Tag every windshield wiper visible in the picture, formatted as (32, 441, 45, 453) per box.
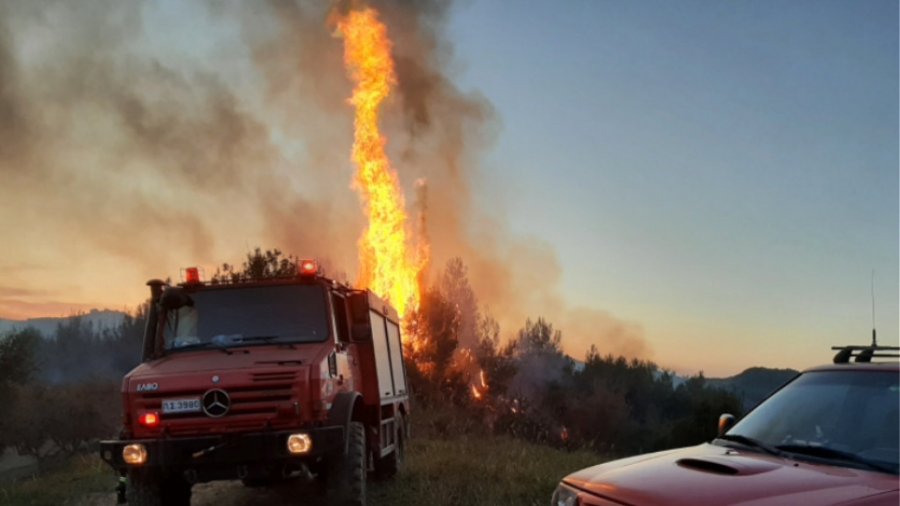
(236, 335, 281, 343)
(716, 434, 784, 457)
(776, 444, 897, 475)
(169, 342, 232, 355)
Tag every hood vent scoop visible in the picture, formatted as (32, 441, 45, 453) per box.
(676, 458, 739, 475)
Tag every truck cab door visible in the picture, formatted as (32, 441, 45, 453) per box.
(330, 292, 357, 392)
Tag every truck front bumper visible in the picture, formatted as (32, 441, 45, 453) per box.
(99, 426, 344, 472)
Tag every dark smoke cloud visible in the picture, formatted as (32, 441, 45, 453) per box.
(0, 0, 649, 358)
(369, 0, 648, 358)
(0, 1, 260, 264)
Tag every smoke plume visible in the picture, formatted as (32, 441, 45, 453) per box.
(0, 0, 648, 358)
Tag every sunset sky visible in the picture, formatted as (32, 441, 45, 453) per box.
(0, 0, 896, 377)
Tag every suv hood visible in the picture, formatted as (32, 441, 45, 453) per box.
(565, 444, 899, 506)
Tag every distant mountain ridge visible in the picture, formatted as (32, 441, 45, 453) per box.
(0, 309, 126, 337)
(708, 366, 800, 411)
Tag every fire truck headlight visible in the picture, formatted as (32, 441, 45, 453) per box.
(287, 433, 313, 454)
(122, 444, 147, 465)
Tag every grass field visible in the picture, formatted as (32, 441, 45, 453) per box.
(0, 435, 603, 506)
(0, 454, 114, 506)
(370, 436, 601, 506)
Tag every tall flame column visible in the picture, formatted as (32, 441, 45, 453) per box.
(335, 7, 424, 318)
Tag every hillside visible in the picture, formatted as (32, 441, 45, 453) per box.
(0, 309, 126, 338)
(708, 367, 799, 410)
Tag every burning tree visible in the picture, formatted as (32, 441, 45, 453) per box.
(403, 285, 462, 403)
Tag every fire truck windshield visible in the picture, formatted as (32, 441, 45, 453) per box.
(163, 284, 330, 350)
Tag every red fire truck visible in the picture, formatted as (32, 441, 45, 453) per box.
(99, 262, 410, 506)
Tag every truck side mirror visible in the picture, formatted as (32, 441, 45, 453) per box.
(348, 293, 372, 341)
(159, 287, 193, 311)
(718, 413, 736, 437)
(348, 293, 369, 324)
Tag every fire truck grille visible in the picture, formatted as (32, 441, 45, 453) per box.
(139, 383, 295, 420)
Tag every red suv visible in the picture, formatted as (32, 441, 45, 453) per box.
(552, 345, 899, 506)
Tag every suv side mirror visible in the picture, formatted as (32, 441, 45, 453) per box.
(718, 413, 736, 437)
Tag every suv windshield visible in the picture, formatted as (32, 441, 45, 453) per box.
(720, 370, 899, 474)
(163, 284, 330, 350)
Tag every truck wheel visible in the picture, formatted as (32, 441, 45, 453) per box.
(126, 469, 191, 506)
(374, 421, 404, 480)
(327, 421, 366, 506)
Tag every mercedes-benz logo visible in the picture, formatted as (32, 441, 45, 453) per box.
(202, 389, 230, 418)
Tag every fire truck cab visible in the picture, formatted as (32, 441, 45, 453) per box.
(99, 263, 409, 506)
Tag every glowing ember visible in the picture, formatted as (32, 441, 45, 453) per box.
(471, 384, 483, 400)
(334, 6, 425, 319)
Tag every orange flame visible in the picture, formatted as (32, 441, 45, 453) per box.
(470, 369, 488, 401)
(335, 6, 426, 319)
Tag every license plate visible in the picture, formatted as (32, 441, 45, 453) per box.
(161, 398, 201, 414)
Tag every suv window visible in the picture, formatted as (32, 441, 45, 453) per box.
(164, 284, 330, 350)
(723, 370, 899, 474)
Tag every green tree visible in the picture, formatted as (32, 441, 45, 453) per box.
(669, 374, 743, 447)
(515, 318, 562, 356)
(0, 327, 40, 453)
(0, 327, 40, 385)
(0, 380, 119, 464)
(212, 247, 301, 282)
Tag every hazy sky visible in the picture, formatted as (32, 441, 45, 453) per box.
(447, 0, 899, 374)
(0, 0, 896, 377)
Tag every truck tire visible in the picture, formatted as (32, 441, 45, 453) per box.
(327, 421, 366, 506)
(126, 469, 191, 506)
(374, 419, 404, 480)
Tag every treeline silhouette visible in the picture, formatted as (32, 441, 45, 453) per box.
(406, 261, 741, 455)
(0, 248, 742, 466)
(403, 258, 742, 456)
(0, 310, 146, 465)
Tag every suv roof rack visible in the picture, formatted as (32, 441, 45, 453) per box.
(831, 345, 900, 364)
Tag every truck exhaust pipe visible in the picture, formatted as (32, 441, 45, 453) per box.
(141, 279, 166, 363)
